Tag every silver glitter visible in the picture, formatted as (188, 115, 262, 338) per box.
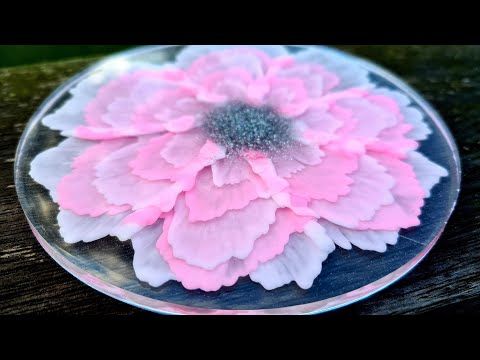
(203, 102, 294, 155)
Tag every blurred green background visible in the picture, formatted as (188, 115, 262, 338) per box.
(0, 45, 133, 68)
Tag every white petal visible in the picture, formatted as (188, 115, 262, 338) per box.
(250, 228, 335, 290)
(294, 47, 372, 90)
(373, 87, 432, 141)
(175, 45, 290, 68)
(29, 138, 92, 202)
(407, 151, 448, 198)
(42, 61, 162, 136)
(131, 221, 175, 287)
(58, 210, 141, 244)
(320, 220, 398, 253)
(41, 69, 117, 135)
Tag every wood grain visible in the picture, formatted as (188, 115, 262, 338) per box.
(1, 46, 479, 315)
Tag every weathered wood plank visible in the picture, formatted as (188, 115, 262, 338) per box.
(0, 47, 479, 315)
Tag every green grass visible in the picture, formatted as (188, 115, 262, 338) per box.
(0, 45, 134, 68)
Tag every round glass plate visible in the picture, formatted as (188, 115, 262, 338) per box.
(15, 45, 461, 315)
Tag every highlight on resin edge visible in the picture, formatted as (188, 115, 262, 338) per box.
(29, 45, 449, 292)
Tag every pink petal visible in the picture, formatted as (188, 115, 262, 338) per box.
(176, 45, 288, 70)
(79, 70, 174, 139)
(166, 196, 277, 270)
(357, 154, 426, 231)
(367, 123, 418, 157)
(272, 192, 316, 217)
(157, 208, 311, 291)
(187, 47, 272, 82)
(57, 140, 132, 217)
(276, 62, 340, 97)
(185, 167, 260, 222)
(292, 143, 324, 165)
(247, 78, 271, 104)
(246, 155, 289, 194)
(267, 78, 310, 117)
(122, 206, 165, 227)
(271, 156, 305, 178)
(130, 135, 225, 190)
(160, 130, 207, 167)
(129, 133, 176, 181)
(270, 143, 323, 178)
(287, 149, 358, 202)
(85, 72, 143, 127)
(310, 155, 395, 228)
(336, 95, 399, 138)
(211, 156, 255, 186)
(295, 104, 343, 137)
(196, 67, 253, 104)
(94, 141, 183, 212)
(294, 47, 372, 90)
(132, 88, 208, 134)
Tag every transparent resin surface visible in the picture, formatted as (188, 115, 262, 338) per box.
(15, 46, 461, 314)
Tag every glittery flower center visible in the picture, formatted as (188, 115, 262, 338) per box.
(203, 102, 293, 154)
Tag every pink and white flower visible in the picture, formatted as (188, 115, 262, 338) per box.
(31, 45, 448, 291)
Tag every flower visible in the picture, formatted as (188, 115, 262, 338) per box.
(31, 45, 448, 292)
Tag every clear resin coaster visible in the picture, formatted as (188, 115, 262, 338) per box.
(15, 46, 461, 314)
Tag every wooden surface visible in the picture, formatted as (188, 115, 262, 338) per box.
(1, 46, 479, 315)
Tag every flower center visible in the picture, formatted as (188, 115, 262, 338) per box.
(203, 102, 293, 154)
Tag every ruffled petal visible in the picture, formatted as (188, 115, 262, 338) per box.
(183, 46, 279, 81)
(159, 129, 207, 167)
(287, 149, 358, 202)
(294, 47, 372, 90)
(374, 88, 431, 141)
(73, 69, 182, 140)
(358, 154, 426, 231)
(294, 104, 343, 139)
(310, 155, 395, 228)
(94, 141, 183, 212)
(196, 67, 253, 104)
(292, 143, 324, 165)
(271, 156, 305, 178)
(336, 94, 400, 139)
(211, 156, 254, 186)
(176, 45, 289, 70)
(130, 135, 225, 189)
(57, 140, 132, 217)
(132, 88, 209, 134)
(29, 138, 92, 202)
(131, 221, 175, 287)
(266, 78, 310, 117)
(41, 62, 142, 136)
(246, 155, 289, 194)
(157, 208, 310, 291)
(57, 209, 141, 243)
(367, 123, 418, 157)
(320, 220, 398, 253)
(270, 143, 323, 179)
(185, 167, 260, 222)
(407, 151, 448, 197)
(276, 62, 339, 97)
(166, 196, 277, 270)
(250, 222, 335, 290)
